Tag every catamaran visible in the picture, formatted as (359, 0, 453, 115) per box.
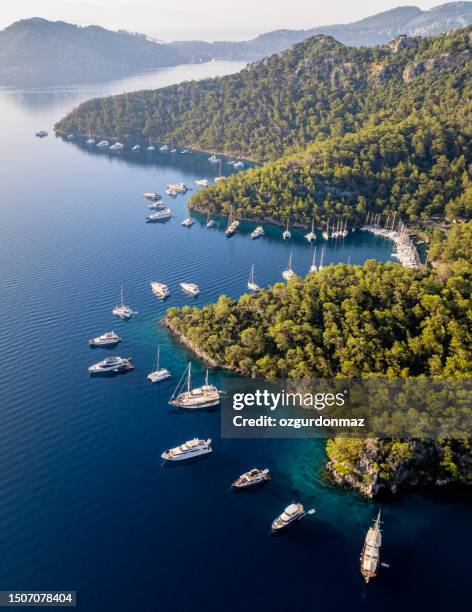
(360, 511, 382, 583)
(169, 363, 220, 409)
(150, 281, 170, 299)
(305, 217, 316, 242)
(89, 331, 122, 347)
(282, 219, 291, 240)
(271, 503, 306, 533)
(247, 265, 260, 292)
(88, 356, 134, 374)
(309, 247, 317, 273)
(112, 286, 137, 320)
(146, 208, 172, 222)
(180, 282, 200, 296)
(322, 218, 330, 240)
(232, 468, 270, 489)
(161, 438, 212, 462)
(251, 226, 264, 239)
(282, 252, 296, 281)
(147, 346, 171, 383)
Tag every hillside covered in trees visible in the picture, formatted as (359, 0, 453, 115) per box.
(57, 27, 472, 222)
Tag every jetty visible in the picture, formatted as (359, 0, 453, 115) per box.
(360, 212, 420, 269)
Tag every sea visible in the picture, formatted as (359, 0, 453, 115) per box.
(0, 61, 470, 611)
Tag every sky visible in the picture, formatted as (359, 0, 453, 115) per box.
(0, 0, 448, 41)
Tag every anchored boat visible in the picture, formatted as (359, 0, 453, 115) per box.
(360, 510, 382, 583)
(232, 468, 270, 490)
(147, 346, 170, 383)
(169, 364, 220, 409)
(150, 281, 170, 299)
(180, 282, 199, 296)
(88, 356, 134, 374)
(247, 264, 260, 292)
(282, 252, 296, 281)
(112, 286, 137, 320)
(89, 331, 122, 347)
(161, 438, 212, 462)
(271, 503, 306, 533)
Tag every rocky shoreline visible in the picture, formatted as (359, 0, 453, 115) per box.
(162, 316, 221, 368)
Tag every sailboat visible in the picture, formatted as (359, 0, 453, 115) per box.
(282, 252, 296, 281)
(225, 206, 239, 237)
(169, 363, 221, 409)
(147, 138, 155, 151)
(360, 511, 382, 583)
(309, 247, 317, 273)
(86, 126, 95, 145)
(318, 246, 325, 271)
(147, 346, 171, 383)
(112, 285, 137, 320)
(214, 160, 226, 182)
(322, 219, 330, 240)
(247, 265, 260, 292)
(282, 219, 291, 240)
(305, 216, 316, 242)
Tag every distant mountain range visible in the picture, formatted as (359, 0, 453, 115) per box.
(170, 2, 472, 60)
(1, 2, 471, 86)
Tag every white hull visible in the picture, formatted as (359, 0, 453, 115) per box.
(162, 447, 212, 461)
(147, 368, 171, 383)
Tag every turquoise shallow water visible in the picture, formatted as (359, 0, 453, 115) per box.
(0, 62, 470, 611)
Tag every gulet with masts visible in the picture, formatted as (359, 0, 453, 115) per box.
(169, 363, 221, 409)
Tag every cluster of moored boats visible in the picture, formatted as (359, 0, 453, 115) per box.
(360, 212, 420, 268)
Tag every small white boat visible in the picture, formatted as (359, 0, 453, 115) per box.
(181, 149, 189, 154)
(214, 175, 226, 182)
(147, 145, 156, 151)
(319, 246, 325, 271)
(322, 218, 330, 240)
(232, 468, 270, 489)
(146, 208, 172, 222)
(208, 154, 220, 164)
(282, 252, 296, 281)
(86, 138, 96, 145)
(148, 200, 166, 210)
(89, 331, 122, 347)
(309, 247, 317, 273)
(132, 144, 141, 151)
(147, 346, 170, 383)
(150, 282, 170, 299)
(206, 216, 216, 228)
(251, 226, 264, 239)
(169, 364, 220, 409)
(233, 161, 244, 169)
(170, 148, 177, 153)
(196, 179, 209, 187)
(88, 356, 134, 374)
(161, 438, 212, 461)
(247, 264, 260, 292)
(160, 145, 169, 151)
(305, 217, 316, 242)
(282, 218, 291, 240)
(181, 217, 195, 227)
(67, 134, 74, 140)
(35, 130, 48, 138)
(96, 140, 109, 149)
(180, 282, 199, 296)
(109, 142, 124, 151)
(112, 285, 137, 320)
(143, 192, 160, 201)
(271, 503, 306, 533)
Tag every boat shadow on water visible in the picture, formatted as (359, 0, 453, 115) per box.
(161, 454, 212, 469)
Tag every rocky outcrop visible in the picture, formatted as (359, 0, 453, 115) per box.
(162, 316, 221, 368)
(403, 48, 472, 81)
(384, 34, 418, 53)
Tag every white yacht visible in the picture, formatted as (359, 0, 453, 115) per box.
(181, 217, 195, 227)
(132, 144, 141, 152)
(146, 208, 172, 222)
(206, 216, 216, 228)
(322, 218, 330, 240)
(225, 208, 240, 237)
(96, 140, 109, 149)
(86, 138, 96, 145)
(88, 356, 134, 374)
(160, 144, 169, 151)
(180, 282, 200, 296)
(305, 217, 316, 242)
(214, 175, 226, 182)
(169, 364, 220, 409)
(161, 438, 212, 462)
(196, 179, 209, 187)
(150, 281, 170, 299)
(282, 219, 291, 240)
(251, 226, 265, 239)
(360, 511, 382, 583)
(232, 468, 270, 489)
(282, 252, 296, 281)
(168, 183, 188, 194)
(147, 144, 156, 151)
(208, 154, 220, 164)
(166, 187, 178, 196)
(112, 286, 137, 320)
(271, 503, 306, 533)
(181, 149, 189, 154)
(147, 346, 170, 383)
(109, 142, 124, 151)
(148, 200, 166, 210)
(233, 161, 244, 169)
(89, 331, 122, 347)
(309, 247, 317, 273)
(247, 265, 260, 292)
(67, 134, 74, 140)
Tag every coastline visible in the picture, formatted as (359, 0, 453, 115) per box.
(162, 315, 222, 368)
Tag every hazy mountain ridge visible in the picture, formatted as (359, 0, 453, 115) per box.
(170, 2, 472, 60)
(0, 18, 193, 86)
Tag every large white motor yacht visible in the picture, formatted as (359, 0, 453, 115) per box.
(180, 282, 199, 296)
(150, 282, 170, 299)
(89, 331, 122, 347)
(161, 438, 212, 461)
(146, 208, 172, 222)
(271, 503, 306, 532)
(232, 468, 270, 489)
(88, 356, 134, 374)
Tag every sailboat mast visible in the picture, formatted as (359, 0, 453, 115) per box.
(187, 362, 191, 393)
(157, 346, 160, 371)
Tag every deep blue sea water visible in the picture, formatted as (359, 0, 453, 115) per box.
(0, 62, 470, 611)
